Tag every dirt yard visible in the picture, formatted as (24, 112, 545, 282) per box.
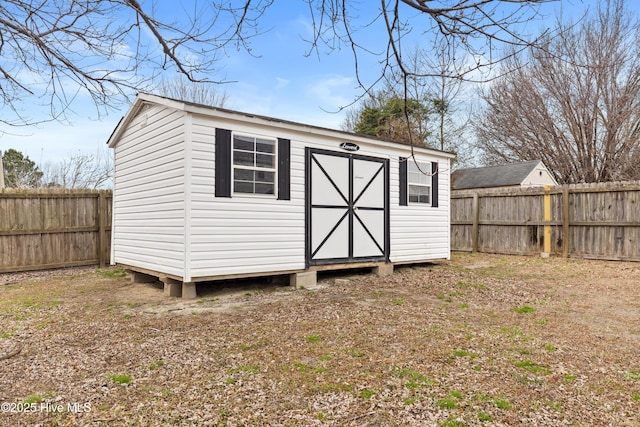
(1, 253, 640, 426)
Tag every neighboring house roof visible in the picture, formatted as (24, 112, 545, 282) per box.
(451, 160, 556, 190)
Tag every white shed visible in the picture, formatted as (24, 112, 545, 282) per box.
(107, 93, 454, 297)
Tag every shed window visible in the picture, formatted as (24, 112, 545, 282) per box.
(232, 134, 276, 195)
(408, 161, 431, 204)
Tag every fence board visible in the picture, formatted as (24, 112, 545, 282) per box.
(452, 182, 640, 261)
(0, 189, 112, 273)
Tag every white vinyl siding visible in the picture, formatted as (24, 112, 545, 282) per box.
(188, 115, 305, 278)
(112, 104, 186, 276)
(390, 157, 450, 263)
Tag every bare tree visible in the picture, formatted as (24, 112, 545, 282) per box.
(42, 148, 113, 189)
(1, 0, 555, 130)
(395, 43, 472, 160)
(344, 41, 473, 160)
(153, 76, 231, 107)
(304, 1, 557, 95)
(0, 0, 266, 128)
(475, 0, 640, 184)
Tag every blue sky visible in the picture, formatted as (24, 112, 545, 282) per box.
(1, 0, 630, 166)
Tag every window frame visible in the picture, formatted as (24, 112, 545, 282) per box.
(407, 160, 431, 205)
(231, 132, 278, 198)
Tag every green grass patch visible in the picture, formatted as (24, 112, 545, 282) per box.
(294, 363, 326, 374)
(22, 394, 43, 404)
(437, 293, 453, 303)
(547, 400, 563, 412)
(347, 348, 365, 357)
(625, 371, 640, 381)
(513, 374, 543, 385)
(196, 297, 219, 305)
(452, 349, 478, 358)
(454, 280, 474, 289)
(312, 382, 353, 393)
(544, 343, 557, 352)
(392, 297, 404, 306)
(391, 367, 434, 388)
(305, 334, 321, 344)
(440, 419, 465, 427)
(450, 390, 463, 399)
(0, 330, 15, 339)
(515, 360, 551, 375)
(109, 374, 132, 385)
(22, 299, 41, 309)
(97, 268, 127, 279)
(513, 305, 536, 314)
(494, 398, 512, 410)
(359, 389, 375, 399)
(403, 397, 417, 405)
(149, 360, 164, 370)
(499, 325, 531, 341)
(478, 412, 493, 422)
(437, 396, 458, 410)
(227, 365, 261, 375)
(437, 391, 464, 410)
(239, 339, 266, 351)
(632, 393, 640, 401)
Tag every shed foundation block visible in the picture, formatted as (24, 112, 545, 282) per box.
(161, 277, 182, 298)
(182, 282, 197, 299)
(374, 263, 394, 277)
(290, 271, 317, 289)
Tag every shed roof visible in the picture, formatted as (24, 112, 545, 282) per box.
(107, 93, 456, 158)
(451, 160, 546, 190)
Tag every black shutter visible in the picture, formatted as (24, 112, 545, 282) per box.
(215, 128, 232, 198)
(277, 138, 291, 200)
(399, 157, 408, 206)
(431, 161, 439, 208)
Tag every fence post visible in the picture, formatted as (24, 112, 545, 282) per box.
(472, 193, 480, 253)
(562, 187, 570, 258)
(98, 190, 107, 268)
(542, 185, 551, 257)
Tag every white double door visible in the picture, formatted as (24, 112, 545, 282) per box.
(307, 149, 388, 265)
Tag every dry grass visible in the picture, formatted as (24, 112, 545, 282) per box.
(1, 253, 640, 426)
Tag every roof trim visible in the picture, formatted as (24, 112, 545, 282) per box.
(107, 93, 456, 158)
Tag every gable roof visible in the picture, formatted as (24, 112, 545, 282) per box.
(451, 160, 547, 190)
(107, 93, 455, 158)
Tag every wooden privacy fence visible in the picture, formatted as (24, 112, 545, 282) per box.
(0, 189, 112, 273)
(451, 182, 640, 261)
